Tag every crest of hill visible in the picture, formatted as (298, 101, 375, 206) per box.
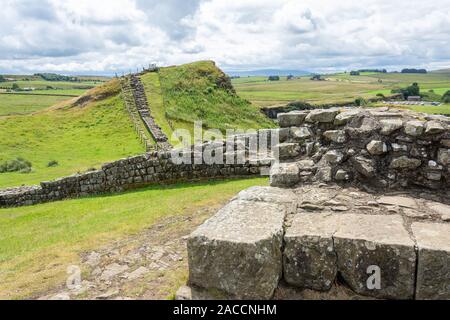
(71, 78, 121, 108)
(156, 60, 275, 131)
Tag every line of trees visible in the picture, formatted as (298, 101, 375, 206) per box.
(34, 73, 79, 82)
(401, 69, 427, 74)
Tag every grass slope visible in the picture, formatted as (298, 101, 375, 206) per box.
(0, 177, 268, 299)
(154, 61, 275, 137)
(0, 80, 144, 188)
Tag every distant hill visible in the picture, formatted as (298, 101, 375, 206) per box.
(226, 69, 311, 77)
(431, 68, 450, 73)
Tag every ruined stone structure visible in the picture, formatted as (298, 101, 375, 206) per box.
(271, 107, 449, 189)
(183, 107, 450, 300)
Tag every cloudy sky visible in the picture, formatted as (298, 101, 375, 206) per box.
(1, 0, 449, 74)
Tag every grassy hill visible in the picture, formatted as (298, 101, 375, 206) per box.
(0, 79, 144, 188)
(140, 61, 275, 144)
(0, 61, 274, 189)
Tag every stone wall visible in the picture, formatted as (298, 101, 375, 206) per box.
(271, 107, 449, 190)
(184, 185, 450, 300)
(0, 139, 275, 208)
(129, 75, 172, 150)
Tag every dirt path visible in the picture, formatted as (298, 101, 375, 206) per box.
(37, 206, 220, 300)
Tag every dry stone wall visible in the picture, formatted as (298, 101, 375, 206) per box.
(271, 107, 450, 190)
(129, 75, 172, 151)
(0, 139, 275, 208)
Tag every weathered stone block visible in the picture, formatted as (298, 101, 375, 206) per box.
(284, 213, 338, 291)
(290, 127, 312, 141)
(187, 200, 286, 299)
(305, 109, 339, 123)
(334, 214, 416, 300)
(323, 130, 347, 143)
(438, 148, 449, 166)
(412, 222, 450, 300)
(405, 121, 425, 137)
(380, 119, 403, 135)
(234, 186, 298, 214)
(277, 111, 308, 127)
(352, 156, 375, 177)
(425, 121, 445, 135)
(270, 162, 300, 187)
(335, 169, 350, 181)
(334, 110, 361, 125)
(274, 143, 301, 160)
(390, 156, 422, 169)
(324, 150, 344, 164)
(366, 140, 387, 155)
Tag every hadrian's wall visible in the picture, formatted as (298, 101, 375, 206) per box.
(0, 138, 275, 208)
(270, 107, 449, 190)
(1, 107, 449, 208)
(183, 107, 450, 301)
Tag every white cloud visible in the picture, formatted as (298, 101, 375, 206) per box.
(0, 0, 449, 73)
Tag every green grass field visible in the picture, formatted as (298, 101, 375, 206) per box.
(233, 71, 450, 108)
(0, 177, 268, 299)
(0, 90, 144, 189)
(0, 78, 103, 115)
(0, 93, 73, 116)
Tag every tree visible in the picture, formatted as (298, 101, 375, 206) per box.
(350, 71, 360, 76)
(268, 75, 280, 81)
(401, 68, 427, 74)
(11, 83, 20, 91)
(442, 90, 450, 103)
(0, 75, 5, 82)
(394, 82, 420, 99)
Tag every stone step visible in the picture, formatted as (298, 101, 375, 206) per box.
(412, 222, 450, 300)
(185, 186, 450, 300)
(187, 187, 293, 299)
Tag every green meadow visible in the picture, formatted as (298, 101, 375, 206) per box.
(0, 177, 268, 299)
(232, 70, 450, 109)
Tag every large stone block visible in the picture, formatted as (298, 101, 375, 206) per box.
(390, 156, 422, 169)
(404, 120, 425, 137)
(284, 213, 338, 291)
(270, 162, 300, 187)
(277, 111, 309, 127)
(412, 222, 450, 300)
(187, 200, 286, 299)
(233, 186, 298, 214)
(274, 143, 301, 160)
(334, 109, 361, 125)
(380, 119, 403, 135)
(305, 109, 340, 123)
(334, 214, 416, 300)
